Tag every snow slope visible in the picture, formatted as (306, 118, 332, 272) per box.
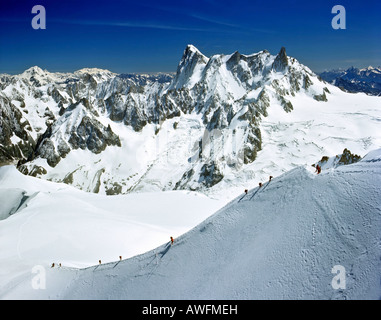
(1, 149, 380, 299)
(0, 166, 224, 294)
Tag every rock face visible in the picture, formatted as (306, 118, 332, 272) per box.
(0, 45, 332, 193)
(0, 95, 35, 166)
(315, 148, 362, 170)
(272, 47, 288, 72)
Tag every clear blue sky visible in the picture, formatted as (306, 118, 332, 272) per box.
(1, 0, 380, 74)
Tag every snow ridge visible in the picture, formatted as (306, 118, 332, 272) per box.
(1, 149, 380, 299)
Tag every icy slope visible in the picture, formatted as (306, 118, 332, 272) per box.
(2, 149, 380, 299)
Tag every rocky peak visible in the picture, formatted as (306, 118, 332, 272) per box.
(19, 66, 50, 86)
(227, 51, 243, 65)
(22, 66, 46, 76)
(179, 45, 209, 67)
(1, 45, 335, 194)
(170, 45, 209, 89)
(272, 46, 288, 72)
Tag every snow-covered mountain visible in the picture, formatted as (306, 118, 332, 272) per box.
(1, 148, 380, 299)
(1, 45, 381, 200)
(319, 66, 381, 96)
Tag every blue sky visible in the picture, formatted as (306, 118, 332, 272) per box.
(0, 0, 380, 74)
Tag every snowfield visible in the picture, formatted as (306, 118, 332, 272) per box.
(0, 166, 224, 294)
(0, 149, 380, 299)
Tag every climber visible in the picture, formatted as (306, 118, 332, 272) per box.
(170, 236, 174, 245)
(315, 164, 321, 174)
(259, 182, 263, 187)
(244, 189, 248, 194)
(269, 175, 273, 181)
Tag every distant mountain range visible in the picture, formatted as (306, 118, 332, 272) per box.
(1, 46, 381, 199)
(319, 66, 381, 96)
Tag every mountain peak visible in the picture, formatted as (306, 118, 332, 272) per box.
(278, 46, 287, 56)
(227, 51, 242, 65)
(74, 68, 116, 75)
(169, 45, 209, 89)
(272, 46, 288, 72)
(185, 44, 201, 54)
(181, 45, 208, 63)
(21, 66, 46, 76)
(18, 66, 52, 86)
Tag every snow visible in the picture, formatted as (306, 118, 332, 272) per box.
(1, 149, 379, 299)
(3, 46, 380, 203)
(74, 68, 115, 75)
(9, 134, 22, 145)
(186, 44, 203, 56)
(209, 80, 381, 201)
(0, 165, 224, 295)
(0, 188, 26, 220)
(187, 62, 205, 88)
(32, 73, 380, 201)
(0, 190, 220, 267)
(1, 46, 381, 299)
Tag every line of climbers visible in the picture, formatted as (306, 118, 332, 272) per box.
(51, 168, 324, 269)
(52, 238, 177, 268)
(244, 175, 273, 195)
(244, 164, 321, 196)
(51, 167, 324, 269)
